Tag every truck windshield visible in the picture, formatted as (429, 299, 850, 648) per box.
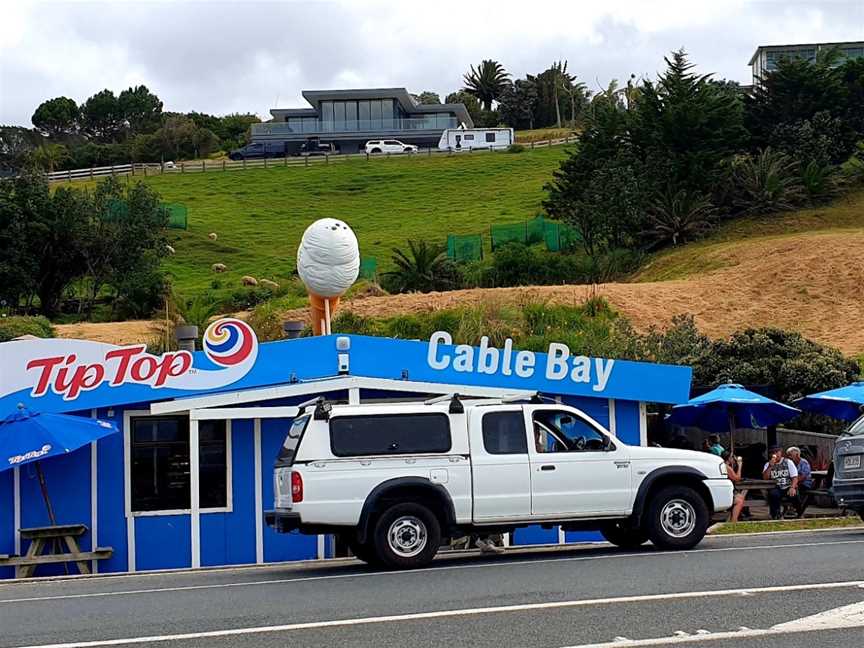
(275, 415, 310, 466)
(841, 415, 864, 438)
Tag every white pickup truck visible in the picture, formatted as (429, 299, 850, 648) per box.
(265, 395, 733, 569)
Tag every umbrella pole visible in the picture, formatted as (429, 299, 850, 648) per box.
(35, 461, 57, 526)
(728, 411, 736, 456)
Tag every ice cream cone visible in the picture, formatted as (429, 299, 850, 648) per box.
(309, 293, 341, 336)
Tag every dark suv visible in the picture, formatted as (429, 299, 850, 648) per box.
(229, 142, 287, 160)
(299, 138, 338, 156)
(831, 415, 864, 518)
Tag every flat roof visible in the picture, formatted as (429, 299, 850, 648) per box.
(749, 40, 864, 65)
(269, 87, 473, 127)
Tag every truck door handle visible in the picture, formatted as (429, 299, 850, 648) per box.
(540, 465, 556, 471)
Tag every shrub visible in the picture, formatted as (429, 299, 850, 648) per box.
(246, 301, 285, 342)
(506, 144, 526, 153)
(644, 189, 717, 247)
(799, 160, 843, 203)
(731, 148, 804, 214)
(0, 315, 55, 341)
(381, 240, 461, 294)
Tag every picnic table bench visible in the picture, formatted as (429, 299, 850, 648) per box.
(0, 524, 112, 578)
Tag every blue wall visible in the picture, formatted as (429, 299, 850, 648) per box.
(0, 470, 13, 579)
(135, 515, 191, 570)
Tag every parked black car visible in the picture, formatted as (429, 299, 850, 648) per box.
(228, 142, 287, 161)
(298, 137, 338, 156)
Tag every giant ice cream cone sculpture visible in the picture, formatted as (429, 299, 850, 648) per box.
(297, 218, 360, 335)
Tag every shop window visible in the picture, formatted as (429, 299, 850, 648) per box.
(130, 416, 228, 512)
(482, 411, 527, 455)
(330, 413, 451, 456)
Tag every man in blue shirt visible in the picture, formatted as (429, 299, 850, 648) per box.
(787, 446, 813, 518)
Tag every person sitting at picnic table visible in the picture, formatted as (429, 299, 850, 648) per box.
(762, 446, 799, 520)
(786, 446, 813, 518)
(705, 434, 725, 456)
(722, 451, 748, 523)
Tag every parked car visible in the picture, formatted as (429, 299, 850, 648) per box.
(364, 139, 418, 154)
(229, 142, 287, 161)
(265, 394, 733, 569)
(299, 138, 339, 156)
(830, 414, 864, 517)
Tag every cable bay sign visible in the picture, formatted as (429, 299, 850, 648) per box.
(427, 331, 616, 392)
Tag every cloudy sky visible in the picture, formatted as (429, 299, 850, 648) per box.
(1, 0, 862, 127)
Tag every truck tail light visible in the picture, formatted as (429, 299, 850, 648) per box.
(291, 471, 303, 503)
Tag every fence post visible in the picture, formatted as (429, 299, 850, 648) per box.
(67, 169, 72, 183)
(366, 152, 369, 162)
(427, 147, 431, 157)
(531, 141, 535, 150)
(131, 162, 135, 177)
(264, 157, 268, 169)
(284, 153, 287, 167)
(181, 162, 185, 173)
(143, 165, 147, 177)
(305, 155, 309, 168)
(222, 160, 226, 172)
(202, 160, 206, 173)
(242, 159, 246, 170)
(90, 167, 94, 180)
(325, 154, 329, 164)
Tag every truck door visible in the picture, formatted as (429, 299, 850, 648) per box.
(527, 407, 631, 517)
(470, 407, 531, 521)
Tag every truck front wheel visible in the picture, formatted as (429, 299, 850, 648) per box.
(601, 522, 648, 549)
(645, 485, 709, 550)
(373, 502, 441, 569)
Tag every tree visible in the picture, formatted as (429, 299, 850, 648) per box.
(30, 143, 70, 173)
(81, 89, 125, 142)
(382, 240, 459, 293)
(445, 90, 483, 125)
(462, 60, 510, 111)
(630, 50, 747, 194)
(31, 97, 79, 137)
(413, 91, 441, 105)
(0, 126, 43, 172)
(498, 78, 538, 130)
(118, 85, 163, 134)
(643, 188, 716, 247)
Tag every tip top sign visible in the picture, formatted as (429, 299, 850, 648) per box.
(426, 331, 616, 392)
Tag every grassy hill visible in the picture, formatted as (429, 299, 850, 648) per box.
(132, 147, 568, 301)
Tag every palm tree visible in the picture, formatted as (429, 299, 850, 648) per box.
(549, 60, 571, 128)
(463, 60, 511, 111)
(644, 188, 717, 247)
(382, 240, 458, 293)
(30, 143, 69, 173)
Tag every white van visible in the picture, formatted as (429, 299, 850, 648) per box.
(438, 128, 515, 151)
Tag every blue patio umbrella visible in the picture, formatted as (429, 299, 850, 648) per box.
(667, 383, 800, 452)
(0, 404, 118, 524)
(794, 382, 864, 422)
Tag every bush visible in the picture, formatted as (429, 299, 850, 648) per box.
(0, 315, 55, 341)
(112, 267, 169, 320)
(246, 301, 285, 342)
(506, 144, 526, 154)
(731, 148, 804, 215)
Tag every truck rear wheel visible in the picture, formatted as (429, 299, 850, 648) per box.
(601, 522, 648, 549)
(372, 502, 441, 569)
(645, 485, 709, 550)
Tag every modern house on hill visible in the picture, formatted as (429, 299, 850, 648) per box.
(749, 41, 864, 85)
(250, 88, 474, 154)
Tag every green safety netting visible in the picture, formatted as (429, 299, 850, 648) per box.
(490, 216, 546, 250)
(102, 198, 128, 222)
(163, 203, 188, 230)
(446, 234, 484, 262)
(544, 221, 583, 252)
(359, 257, 378, 280)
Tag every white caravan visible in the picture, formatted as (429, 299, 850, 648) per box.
(438, 127, 515, 151)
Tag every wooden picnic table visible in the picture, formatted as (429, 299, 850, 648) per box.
(0, 524, 112, 578)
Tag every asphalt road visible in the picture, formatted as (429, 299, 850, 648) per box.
(2, 529, 864, 648)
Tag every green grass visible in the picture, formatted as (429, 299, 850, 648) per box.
(636, 189, 864, 282)
(711, 516, 863, 535)
(119, 147, 568, 302)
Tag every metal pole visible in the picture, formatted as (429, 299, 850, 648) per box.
(35, 462, 57, 526)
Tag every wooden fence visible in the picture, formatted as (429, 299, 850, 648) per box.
(45, 136, 575, 184)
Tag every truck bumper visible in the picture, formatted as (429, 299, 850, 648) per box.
(264, 509, 301, 533)
(706, 478, 734, 512)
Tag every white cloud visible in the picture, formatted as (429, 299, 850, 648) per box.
(1, 0, 862, 126)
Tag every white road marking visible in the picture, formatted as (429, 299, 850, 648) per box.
(8, 580, 864, 648)
(558, 601, 864, 647)
(3, 537, 864, 605)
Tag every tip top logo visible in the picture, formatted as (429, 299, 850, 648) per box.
(22, 318, 259, 402)
(203, 319, 258, 367)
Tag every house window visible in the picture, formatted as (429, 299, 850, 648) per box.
(485, 132, 496, 143)
(130, 416, 228, 512)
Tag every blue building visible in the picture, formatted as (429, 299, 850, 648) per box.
(0, 321, 692, 578)
(251, 88, 473, 154)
